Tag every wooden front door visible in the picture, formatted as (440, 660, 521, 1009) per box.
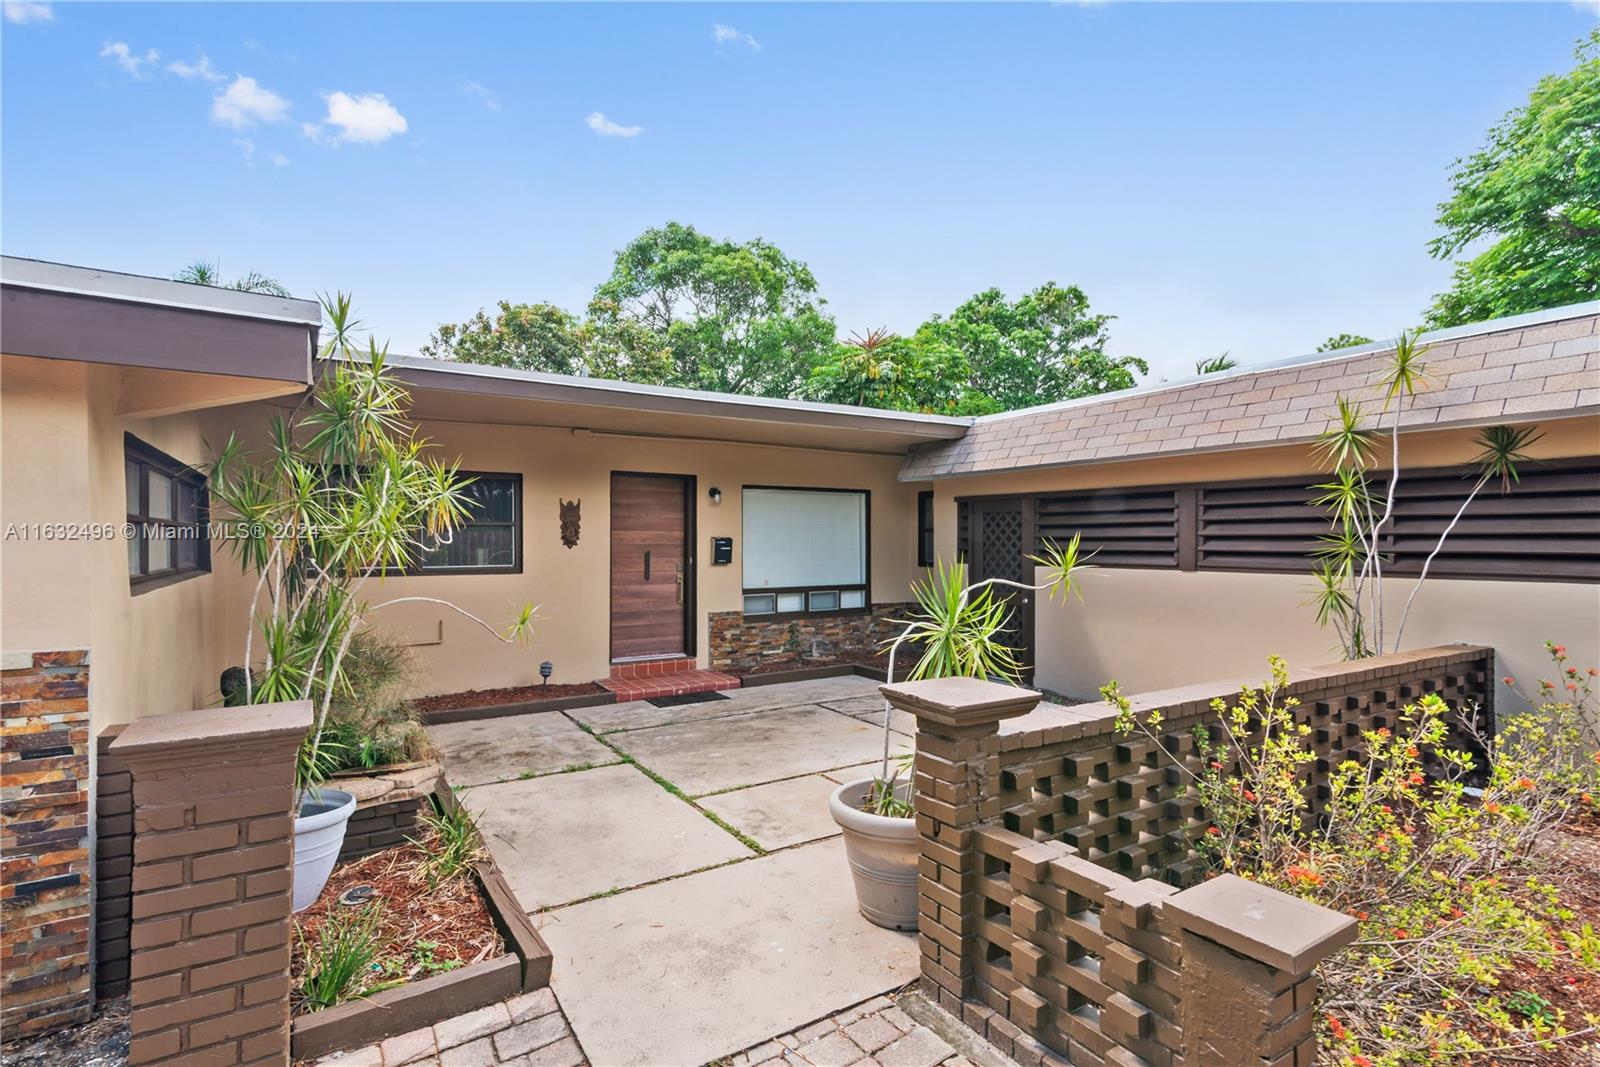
(610, 473, 692, 661)
(969, 498, 1036, 685)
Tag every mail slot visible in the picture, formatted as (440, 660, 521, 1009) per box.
(711, 537, 733, 565)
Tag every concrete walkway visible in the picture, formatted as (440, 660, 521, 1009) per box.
(427, 677, 923, 1067)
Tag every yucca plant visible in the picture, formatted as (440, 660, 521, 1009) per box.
(1307, 329, 1539, 657)
(208, 294, 539, 803)
(862, 534, 1091, 816)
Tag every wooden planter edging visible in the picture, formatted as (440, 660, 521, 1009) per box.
(739, 662, 889, 687)
(419, 688, 616, 725)
(289, 776, 553, 1061)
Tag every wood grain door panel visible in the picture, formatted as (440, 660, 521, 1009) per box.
(610, 474, 689, 660)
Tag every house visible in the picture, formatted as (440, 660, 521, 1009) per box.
(1, 255, 1596, 1039)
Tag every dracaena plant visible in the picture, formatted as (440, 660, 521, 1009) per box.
(1307, 329, 1539, 658)
(208, 294, 538, 802)
(861, 535, 1091, 817)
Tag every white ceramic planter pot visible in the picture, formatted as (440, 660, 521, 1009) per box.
(829, 777, 919, 931)
(293, 788, 356, 913)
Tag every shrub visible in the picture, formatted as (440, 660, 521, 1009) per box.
(413, 795, 486, 889)
(297, 903, 382, 1011)
(1108, 643, 1600, 1065)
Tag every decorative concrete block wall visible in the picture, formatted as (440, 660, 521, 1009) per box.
(708, 602, 913, 672)
(884, 645, 1494, 1065)
(96, 724, 134, 1001)
(0, 649, 94, 1041)
(111, 700, 310, 1067)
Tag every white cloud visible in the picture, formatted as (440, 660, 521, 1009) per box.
(3, 2, 53, 24)
(168, 52, 224, 83)
(586, 111, 643, 138)
(302, 91, 408, 145)
(1574, 1, 1600, 15)
(100, 40, 160, 77)
(271, 153, 290, 167)
(211, 75, 290, 128)
(462, 80, 500, 111)
(712, 23, 760, 50)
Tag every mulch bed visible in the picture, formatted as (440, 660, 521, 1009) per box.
(412, 680, 607, 713)
(291, 831, 503, 1015)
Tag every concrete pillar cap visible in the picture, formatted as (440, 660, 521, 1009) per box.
(880, 676, 1040, 729)
(1166, 873, 1358, 974)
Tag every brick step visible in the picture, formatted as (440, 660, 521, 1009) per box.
(609, 656, 697, 680)
(599, 670, 742, 702)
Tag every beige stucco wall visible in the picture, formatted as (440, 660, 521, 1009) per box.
(929, 415, 1600, 707)
(2, 354, 245, 728)
(293, 418, 926, 696)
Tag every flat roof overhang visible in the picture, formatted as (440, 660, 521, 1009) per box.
(1, 257, 320, 384)
(381, 355, 973, 455)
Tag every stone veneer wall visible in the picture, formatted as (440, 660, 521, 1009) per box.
(897, 644, 1494, 1066)
(95, 724, 134, 1002)
(708, 603, 913, 673)
(0, 650, 94, 1041)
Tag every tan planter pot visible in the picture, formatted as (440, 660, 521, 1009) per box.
(828, 777, 919, 931)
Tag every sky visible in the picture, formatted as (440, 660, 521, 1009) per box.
(2, 2, 1594, 385)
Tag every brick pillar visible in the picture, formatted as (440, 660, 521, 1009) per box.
(0, 649, 93, 1041)
(1164, 874, 1358, 1066)
(109, 701, 311, 1067)
(882, 676, 1040, 1007)
(96, 723, 134, 1001)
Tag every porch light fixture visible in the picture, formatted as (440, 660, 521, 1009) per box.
(708, 487, 722, 504)
(539, 661, 553, 686)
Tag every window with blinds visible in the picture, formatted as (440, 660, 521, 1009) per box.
(741, 487, 869, 616)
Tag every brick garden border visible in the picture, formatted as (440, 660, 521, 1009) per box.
(288, 773, 553, 1062)
(418, 690, 616, 726)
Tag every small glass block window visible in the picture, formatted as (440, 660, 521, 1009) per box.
(808, 590, 840, 612)
(839, 589, 866, 610)
(744, 593, 777, 615)
(776, 592, 806, 614)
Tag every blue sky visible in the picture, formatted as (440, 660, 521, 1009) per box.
(2, 2, 1593, 384)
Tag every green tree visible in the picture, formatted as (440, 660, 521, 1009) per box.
(1425, 30, 1600, 327)
(805, 328, 995, 415)
(592, 221, 836, 397)
(1195, 352, 1238, 375)
(920, 283, 1145, 411)
(174, 259, 290, 297)
(1316, 333, 1374, 353)
(420, 301, 586, 373)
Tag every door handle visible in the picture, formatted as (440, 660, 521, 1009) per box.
(644, 550, 651, 581)
(676, 561, 685, 605)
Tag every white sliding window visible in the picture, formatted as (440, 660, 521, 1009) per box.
(741, 488, 868, 616)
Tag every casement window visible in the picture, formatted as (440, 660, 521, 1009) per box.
(125, 434, 210, 591)
(917, 491, 935, 567)
(741, 487, 869, 617)
(417, 472, 522, 574)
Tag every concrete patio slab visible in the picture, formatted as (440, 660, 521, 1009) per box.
(469, 763, 751, 908)
(428, 712, 618, 787)
(819, 760, 898, 786)
(573, 674, 881, 735)
(607, 705, 913, 797)
(822, 697, 918, 735)
(539, 838, 918, 1067)
(698, 774, 842, 850)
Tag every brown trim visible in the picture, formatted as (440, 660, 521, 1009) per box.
(608, 470, 697, 662)
(737, 662, 889, 687)
(412, 470, 523, 575)
(1, 284, 314, 383)
(740, 484, 873, 621)
(418, 688, 617, 726)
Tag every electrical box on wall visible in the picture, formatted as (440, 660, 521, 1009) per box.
(711, 537, 733, 565)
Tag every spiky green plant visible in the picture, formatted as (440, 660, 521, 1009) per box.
(1194, 352, 1238, 375)
(413, 797, 486, 888)
(208, 294, 540, 801)
(297, 904, 382, 1011)
(864, 534, 1092, 807)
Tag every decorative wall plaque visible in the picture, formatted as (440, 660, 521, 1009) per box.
(559, 498, 581, 549)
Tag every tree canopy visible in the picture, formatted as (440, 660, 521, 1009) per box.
(1425, 30, 1600, 327)
(422, 222, 1144, 413)
(1316, 333, 1374, 353)
(174, 259, 290, 297)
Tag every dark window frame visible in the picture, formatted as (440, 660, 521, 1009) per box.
(917, 491, 935, 567)
(125, 433, 211, 594)
(740, 484, 872, 621)
(413, 471, 523, 576)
